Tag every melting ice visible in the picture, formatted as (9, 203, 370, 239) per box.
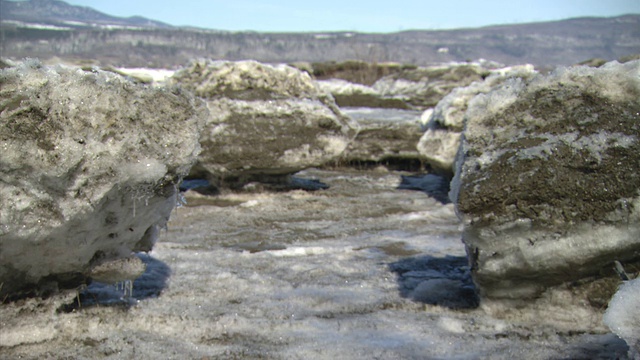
(0, 168, 630, 359)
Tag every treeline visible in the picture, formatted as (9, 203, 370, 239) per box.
(1, 15, 639, 68)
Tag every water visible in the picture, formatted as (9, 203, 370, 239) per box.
(0, 168, 628, 359)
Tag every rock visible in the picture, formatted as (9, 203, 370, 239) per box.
(170, 60, 359, 187)
(0, 60, 206, 299)
(417, 64, 536, 176)
(604, 278, 640, 357)
(372, 61, 493, 109)
(450, 60, 640, 325)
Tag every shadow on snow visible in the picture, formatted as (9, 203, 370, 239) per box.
(397, 173, 451, 204)
(58, 253, 171, 312)
(389, 255, 479, 309)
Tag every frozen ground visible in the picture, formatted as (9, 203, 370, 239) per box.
(0, 169, 629, 359)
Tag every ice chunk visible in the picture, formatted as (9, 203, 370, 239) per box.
(0, 60, 207, 299)
(121, 158, 169, 184)
(451, 59, 640, 327)
(604, 278, 640, 357)
(170, 60, 359, 188)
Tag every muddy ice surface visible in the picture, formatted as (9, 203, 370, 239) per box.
(0, 169, 628, 359)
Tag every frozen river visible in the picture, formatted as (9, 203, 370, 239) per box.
(0, 168, 629, 359)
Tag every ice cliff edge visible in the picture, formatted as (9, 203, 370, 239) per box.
(0, 60, 207, 299)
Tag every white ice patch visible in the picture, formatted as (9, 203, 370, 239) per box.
(489, 64, 536, 77)
(121, 158, 168, 184)
(278, 136, 345, 166)
(319, 135, 349, 157)
(478, 223, 640, 278)
(316, 79, 378, 95)
(266, 246, 351, 257)
(372, 78, 420, 97)
(604, 278, 640, 356)
(438, 316, 467, 334)
(419, 108, 435, 128)
(516, 131, 636, 163)
(543, 60, 640, 103)
(114, 67, 176, 84)
(0, 322, 58, 348)
(570, 131, 636, 162)
(240, 199, 262, 207)
(341, 107, 423, 124)
(465, 77, 525, 123)
(474, 149, 508, 169)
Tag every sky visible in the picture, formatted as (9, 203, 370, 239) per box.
(65, 0, 640, 33)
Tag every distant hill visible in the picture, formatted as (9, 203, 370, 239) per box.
(1, 0, 638, 68)
(0, 0, 172, 29)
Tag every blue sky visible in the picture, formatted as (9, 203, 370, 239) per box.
(65, 0, 640, 33)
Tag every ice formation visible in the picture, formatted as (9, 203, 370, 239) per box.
(451, 60, 640, 325)
(0, 168, 629, 358)
(338, 107, 425, 166)
(169, 60, 359, 187)
(604, 278, 640, 357)
(417, 64, 536, 175)
(316, 78, 411, 109)
(0, 60, 206, 299)
(372, 62, 491, 109)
